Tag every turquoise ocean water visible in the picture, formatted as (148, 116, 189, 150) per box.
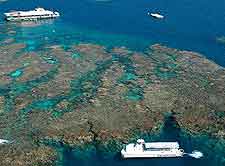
(0, 0, 225, 165)
(1, 0, 225, 65)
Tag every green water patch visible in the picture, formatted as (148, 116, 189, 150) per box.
(0, 65, 59, 113)
(165, 53, 178, 62)
(22, 102, 70, 118)
(11, 66, 59, 96)
(115, 55, 137, 84)
(16, 37, 46, 52)
(0, 87, 10, 96)
(125, 84, 143, 101)
(27, 46, 36, 51)
(25, 40, 35, 45)
(24, 40, 36, 51)
(3, 95, 15, 112)
(117, 56, 135, 73)
(30, 98, 59, 110)
(200, 79, 211, 88)
(51, 109, 70, 118)
(21, 96, 65, 113)
(9, 68, 23, 78)
(61, 44, 72, 51)
(1, 18, 151, 53)
(71, 53, 81, 59)
(154, 62, 178, 79)
(113, 55, 144, 101)
(214, 110, 225, 118)
(119, 72, 137, 82)
(68, 59, 113, 105)
(196, 75, 211, 88)
(17, 58, 113, 116)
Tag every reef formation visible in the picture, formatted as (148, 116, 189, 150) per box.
(0, 38, 224, 165)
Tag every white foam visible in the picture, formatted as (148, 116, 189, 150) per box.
(188, 150, 203, 159)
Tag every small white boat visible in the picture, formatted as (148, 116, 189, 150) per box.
(148, 12, 164, 19)
(0, 139, 11, 144)
(4, 8, 60, 21)
(121, 139, 203, 159)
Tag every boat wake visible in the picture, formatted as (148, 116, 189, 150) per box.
(187, 150, 204, 159)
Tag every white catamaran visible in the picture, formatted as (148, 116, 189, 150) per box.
(121, 139, 203, 159)
(4, 8, 60, 21)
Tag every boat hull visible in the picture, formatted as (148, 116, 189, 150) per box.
(121, 149, 184, 159)
(5, 14, 59, 21)
(150, 13, 164, 19)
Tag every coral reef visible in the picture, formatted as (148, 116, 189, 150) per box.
(0, 40, 224, 165)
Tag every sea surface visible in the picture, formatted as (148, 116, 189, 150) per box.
(0, 0, 225, 166)
(0, 0, 225, 66)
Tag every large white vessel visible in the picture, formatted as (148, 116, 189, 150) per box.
(121, 139, 203, 159)
(4, 8, 60, 21)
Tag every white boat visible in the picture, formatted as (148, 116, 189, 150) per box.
(121, 139, 184, 158)
(121, 139, 203, 159)
(0, 139, 11, 144)
(148, 12, 164, 19)
(4, 8, 60, 21)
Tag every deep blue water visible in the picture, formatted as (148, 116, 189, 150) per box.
(1, 0, 225, 66)
(0, 1, 225, 165)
